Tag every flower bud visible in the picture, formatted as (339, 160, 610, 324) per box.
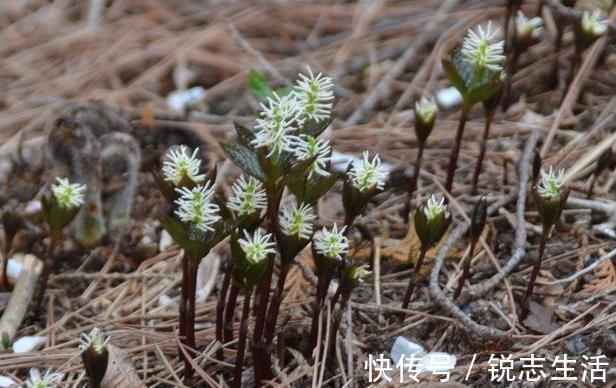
(533, 167, 569, 232)
(231, 229, 275, 289)
(414, 97, 437, 145)
(80, 328, 109, 388)
(514, 11, 543, 51)
(576, 10, 608, 51)
(414, 195, 452, 250)
(470, 195, 487, 241)
(340, 263, 371, 292)
(343, 152, 387, 224)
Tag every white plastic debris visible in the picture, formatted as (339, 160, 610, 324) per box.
(419, 352, 457, 372)
(436, 86, 463, 109)
(24, 200, 41, 215)
(6, 258, 22, 282)
(12, 336, 46, 353)
(166, 86, 206, 113)
(0, 375, 16, 387)
(158, 293, 174, 308)
(390, 336, 425, 364)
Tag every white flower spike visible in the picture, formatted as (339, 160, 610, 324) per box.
(174, 183, 220, 233)
(537, 167, 565, 199)
(348, 151, 387, 192)
(25, 368, 64, 388)
(239, 229, 276, 264)
(461, 21, 506, 72)
(415, 96, 438, 124)
(79, 327, 109, 354)
(252, 92, 302, 157)
(581, 10, 608, 38)
(51, 177, 86, 209)
(293, 135, 332, 179)
(162, 145, 205, 186)
(294, 66, 335, 123)
(313, 224, 349, 261)
(515, 11, 543, 41)
(227, 175, 267, 217)
(279, 202, 316, 240)
(423, 195, 447, 220)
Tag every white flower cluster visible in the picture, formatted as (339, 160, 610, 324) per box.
(313, 224, 349, 261)
(174, 183, 220, 232)
(51, 177, 86, 209)
(537, 167, 565, 199)
(227, 175, 267, 216)
(581, 10, 608, 38)
(293, 135, 332, 179)
(79, 327, 109, 354)
(461, 21, 505, 73)
(279, 202, 316, 239)
(423, 195, 447, 220)
(348, 151, 387, 192)
(239, 229, 276, 264)
(25, 368, 64, 388)
(162, 145, 205, 186)
(251, 66, 334, 166)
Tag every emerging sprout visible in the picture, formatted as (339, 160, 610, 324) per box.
(293, 135, 332, 179)
(174, 183, 220, 233)
(80, 328, 109, 388)
(348, 151, 386, 192)
(423, 195, 447, 220)
(252, 92, 302, 156)
(294, 66, 335, 123)
(581, 10, 608, 39)
(515, 11, 543, 45)
(461, 21, 506, 73)
(51, 177, 86, 209)
(162, 145, 205, 186)
(313, 224, 349, 261)
(279, 202, 316, 240)
(345, 264, 371, 286)
(227, 175, 267, 217)
(415, 195, 452, 251)
(25, 368, 64, 388)
(238, 229, 276, 264)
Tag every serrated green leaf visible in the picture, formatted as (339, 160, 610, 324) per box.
(221, 142, 266, 182)
(248, 70, 273, 102)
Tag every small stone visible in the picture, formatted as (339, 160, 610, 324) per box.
(390, 336, 424, 364)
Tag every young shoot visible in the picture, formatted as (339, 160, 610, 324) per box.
(25, 369, 64, 388)
(227, 175, 267, 217)
(252, 93, 302, 157)
(80, 328, 109, 388)
(162, 145, 205, 186)
(313, 224, 350, 262)
(279, 202, 316, 240)
(294, 66, 335, 124)
(292, 135, 331, 179)
(174, 183, 220, 233)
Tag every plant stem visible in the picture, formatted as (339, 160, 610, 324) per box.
(404, 143, 425, 223)
(520, 227, 549, 321)
(471, 108, 496, 195)
(216, 261, 233, 360)
(401, 248, 427, 310)
(453, 238, 478, 299)
(178, 254, 188, 369)
(224, 283, 240, 344)
(562, 49, 581, 104)
(264, 262, 291, 344)
(444, 106, 469, 195)
(327, 292, 350, 359)
(308, 264, 334, 354)
(183, 258, 198, 383)
(233, 288, 253, 388)
(549, 24, 564, 89)
(501, 50, 520, 111)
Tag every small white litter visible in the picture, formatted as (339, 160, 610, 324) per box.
(390, 336, 424, 364)
(0, 375, 16, 387)
(12, 336, 46, 353)
(24, 200, 41, 215)
(331, 151, 393, 174)
(166, 86, 206, 113)
(158, 293, 174, 308)
(159, 230, 174, 252)
(436, 86, 463, 109)
(6, 259, 22, 282)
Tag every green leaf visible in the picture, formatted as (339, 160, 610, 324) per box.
(161, 216, 189, 249)
(303, 172, 339, 204)
(442, 58, 468, 99)
(302, 116, 333, 138)
(248, 70, 273, 102)
(41, 194, 79, 234)
(220, 142, 266, 182)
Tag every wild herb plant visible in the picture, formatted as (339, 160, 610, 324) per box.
(24, 368, 64, 388)
(401, 195, 451, 309)
(404, 96, 437, 221)
(442, 21, 505, 194)
(79, 328, 109, 388)
(520, 167, 569, 320)
(38, 178, 86, 310)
